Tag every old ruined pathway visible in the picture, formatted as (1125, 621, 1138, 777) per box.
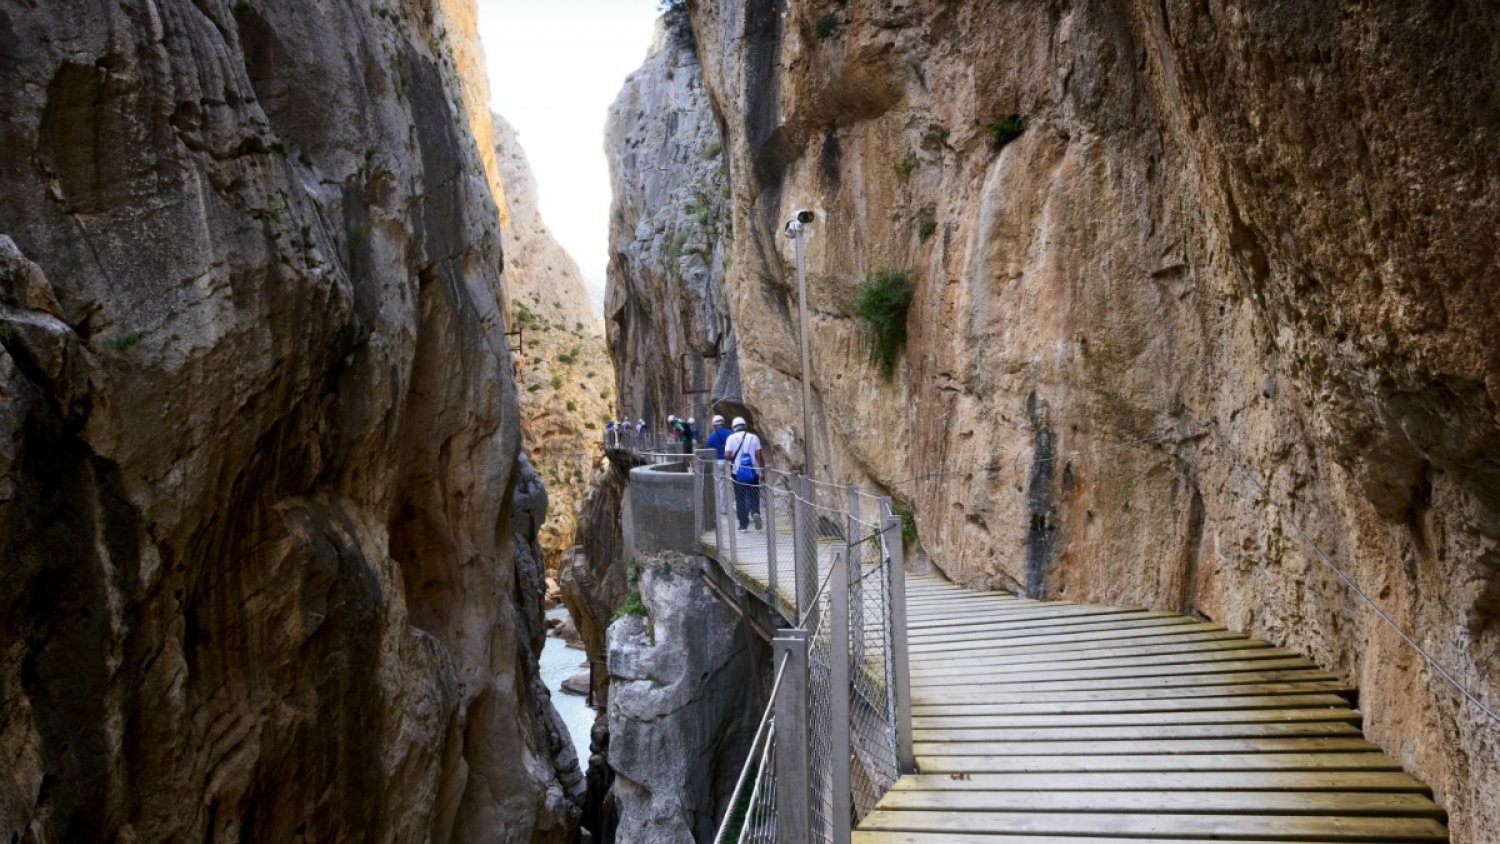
(854, 575, 1449, 843)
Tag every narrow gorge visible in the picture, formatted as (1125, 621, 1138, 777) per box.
(2, 1, 1497, 842)
(587, 2, 1500, 842)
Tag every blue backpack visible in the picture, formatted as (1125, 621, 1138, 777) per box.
(732, 439, 758, 483)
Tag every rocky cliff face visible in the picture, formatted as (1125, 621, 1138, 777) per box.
(602, 1, 1500, 839)
(603, 554, 768, 844)
(494, 115, 613, 582)
(604, 20, 736, 427)
(0, 1, 579, 840)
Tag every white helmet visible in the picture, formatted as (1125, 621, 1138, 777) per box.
(668, 414, 677, 422)
(687, 418, 695, 425)
(712, 415, 725, 425)
(732, 417, 747, 430)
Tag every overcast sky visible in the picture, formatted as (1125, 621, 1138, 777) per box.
(475, 0, 663, 308)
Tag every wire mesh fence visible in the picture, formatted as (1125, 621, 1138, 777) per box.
(618, 436, 909, 842)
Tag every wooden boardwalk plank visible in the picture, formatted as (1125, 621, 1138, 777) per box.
(911, 722, 1364, 742)
(871, 790, 1444, 818)
(912, 707, 1362, 729)
(915, 669, 1340, 694)
(911, 651, 1308, 680)
(913, 737, 1379, 756)
(913, 682, 1353, 706)
(913, 752, 1405, 773)
(886, 771, 1429, 793)
(856, 812, 1449, 842)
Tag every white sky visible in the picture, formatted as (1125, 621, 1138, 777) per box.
(475, 0, 663, 308)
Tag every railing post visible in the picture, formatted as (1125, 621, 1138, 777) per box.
(694, 449, 714, 548)
(846, 484, 865, 669)
(794, 475, 817, 627)
(882, 511, 916, 774)
(765, 482, 779, 607)
(713, 461, 725, 561)
(829, 545, 852, 844)
(772, 629, 810, 844)
(726, 463, 740, 573)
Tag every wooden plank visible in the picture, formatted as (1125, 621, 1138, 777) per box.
(855, 833, 1345, 844)
(914, 752, 1405, 774)
(912, 707, 1362, 729)
(886, 770, 1429, 793)
(910, 616, 1203, 649)
(855, 811, 1448, 842)
(912, 737, 1379, 756)
(870, 789, 1444, 818)
(913, 682, 1351, 706)
(916, 669, 1339, 695)
(911, 722, 1364, 742)
(912, 658, 1325, 686)
(911, 649, 1300, 678)
(907, 635, 1268, 665)
(909, 624, 1241, 656)
(911, 694, 1356, 717)
(909, 610, 1172, 638)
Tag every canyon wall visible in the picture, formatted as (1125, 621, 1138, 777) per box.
(0, 0, 579, 840)
(601, 1, 1499, 839)
(494, 115, 613, 580)
(604, 20, 737, 428)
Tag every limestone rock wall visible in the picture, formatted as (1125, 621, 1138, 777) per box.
(603, 554, 769, 844)
(494, 114, 613, 579)
(604, 1, 1498, 838)
(605, 19, 737, 428)
(0, 1, 579, 840)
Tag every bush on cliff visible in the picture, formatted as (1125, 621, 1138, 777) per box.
(852, 268, 915, 380)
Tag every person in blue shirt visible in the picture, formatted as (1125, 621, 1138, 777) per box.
(704, 415, 731, 459)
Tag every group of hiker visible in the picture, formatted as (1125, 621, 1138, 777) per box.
(607, 412, 766, 533)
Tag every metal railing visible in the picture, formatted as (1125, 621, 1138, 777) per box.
(614, 436, 913, 843)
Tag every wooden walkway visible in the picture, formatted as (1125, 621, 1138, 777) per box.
(854, 574, 1449, 843)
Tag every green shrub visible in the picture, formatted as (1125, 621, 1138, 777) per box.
(814, 12, 839, 39)
(893, 503, 918, 546)
(298, 150, 312, 166)
(918, 219, 937, 243)
(348, 222, 369, 251)
(300, 220, 312, 239)
(701, 140, 722, 159)
(851, 267, 914, 380)
(987, 114, 1027, 150)
(613, 589, 648, 620)
(551, 374, 563, 390)
(106, 331, 143, 352)
(566, 399, 577, 412)
(894, 151, 918, 179)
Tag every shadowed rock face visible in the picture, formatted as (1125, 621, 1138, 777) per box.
(0, 1, 578, 840)
(600, 1, 1498, 838)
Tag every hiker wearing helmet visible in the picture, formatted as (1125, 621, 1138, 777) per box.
(670, 414, 692, 454)
(704, 415, 731, 460)
(724, 417, 764, 532)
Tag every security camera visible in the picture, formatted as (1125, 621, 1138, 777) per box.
(795, 209, 815, 224)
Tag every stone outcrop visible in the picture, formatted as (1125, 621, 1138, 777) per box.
(601, 2, 1500, 839)
(604, 554, 768, 844)
(495, 114, 613, 580)
(0, 1, 578, 840)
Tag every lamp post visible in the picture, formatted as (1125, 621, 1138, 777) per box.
(785, 210, 816, 480)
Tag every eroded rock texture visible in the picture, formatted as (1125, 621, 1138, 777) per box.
(605, 20, 737, 427)
(604, 554, 768, 844)
(0, 1, 579, 840)
(495, 114, 613, 581)
(602, 1, 1500, 838)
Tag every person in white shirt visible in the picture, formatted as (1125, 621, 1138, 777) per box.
(723, 417, 764, 532)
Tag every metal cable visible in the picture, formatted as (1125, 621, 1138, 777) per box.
(1206, 420, 1500, 727)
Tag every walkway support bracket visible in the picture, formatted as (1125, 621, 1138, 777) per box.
(882, 511, 916, 774)
(772, 628, 811, 844)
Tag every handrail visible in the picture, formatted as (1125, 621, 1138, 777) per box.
(713, 652, 790, 844)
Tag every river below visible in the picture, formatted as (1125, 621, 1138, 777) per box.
(541, 606, 594, 764)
